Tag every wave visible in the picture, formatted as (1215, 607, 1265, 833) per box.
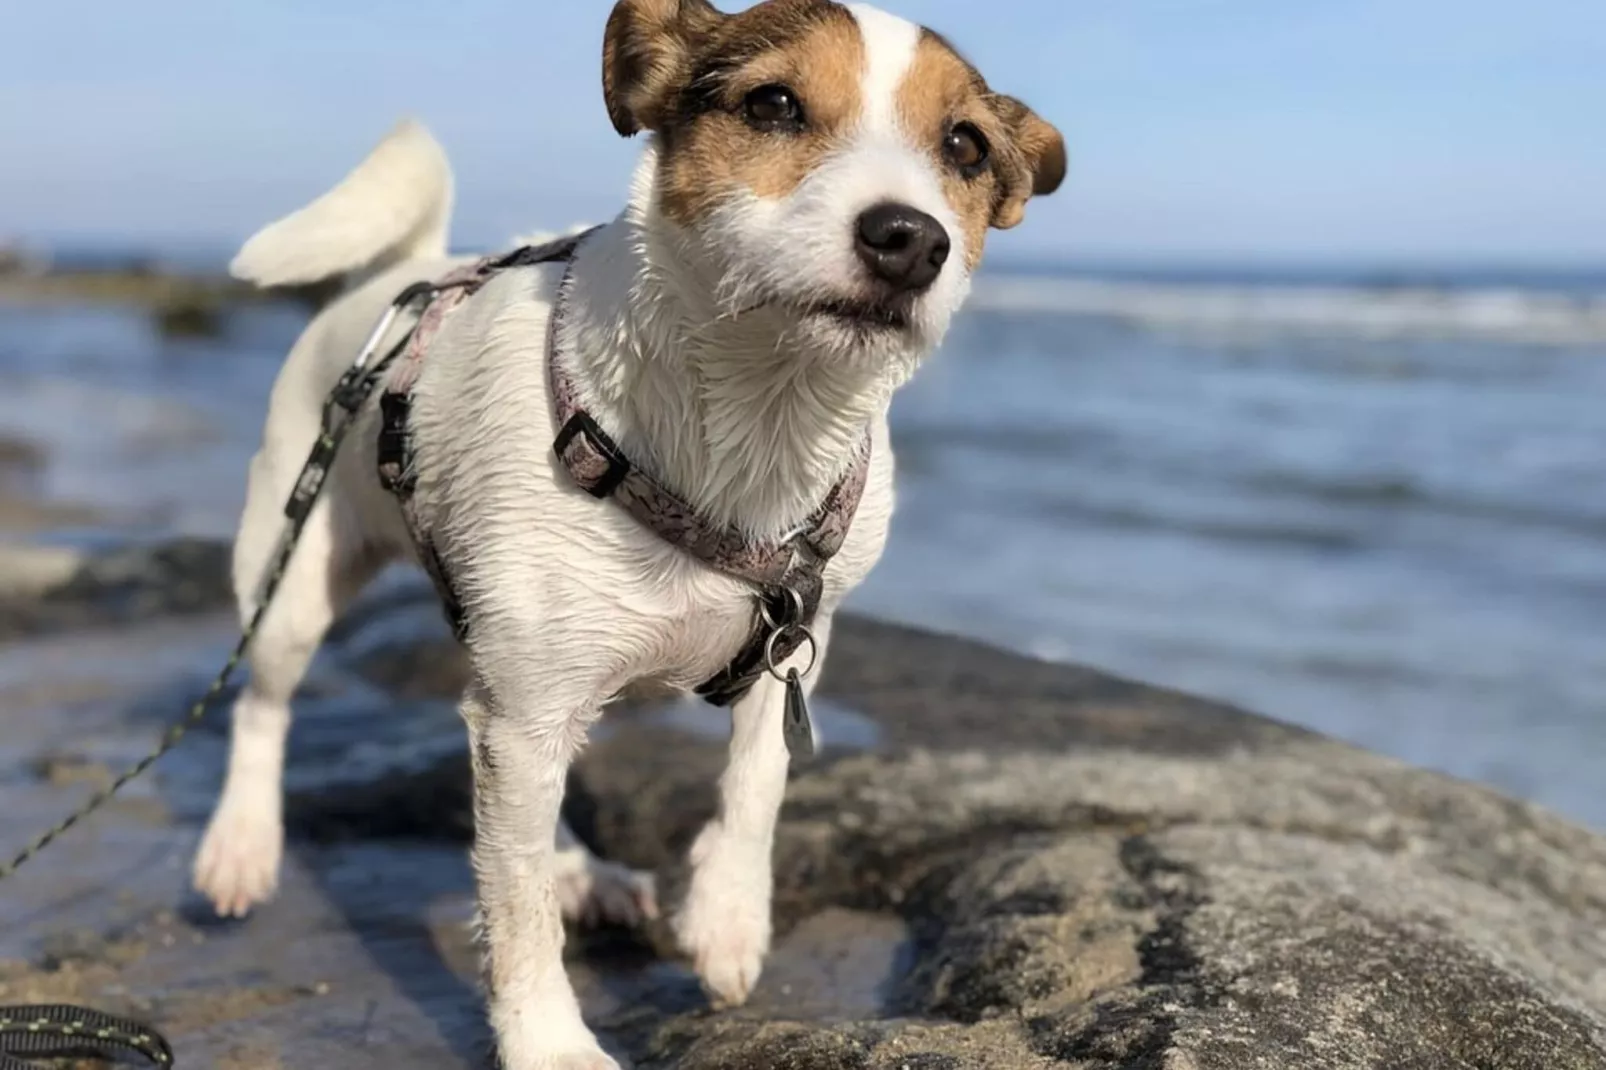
(967, 275, 1606, 346)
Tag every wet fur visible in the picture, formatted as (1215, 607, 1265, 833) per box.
(196, 3, 1062, 1067)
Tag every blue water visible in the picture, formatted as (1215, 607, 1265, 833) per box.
(2, 264, 1603, 826)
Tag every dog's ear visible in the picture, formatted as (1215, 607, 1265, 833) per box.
(603, 0, 723, 137)
(988, 95, 1066, 230)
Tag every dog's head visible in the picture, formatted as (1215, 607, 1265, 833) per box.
(603, 0, 1064, 366)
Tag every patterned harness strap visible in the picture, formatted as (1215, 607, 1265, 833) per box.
(375, 230, 871, 706)
(375, 234, 596, 639)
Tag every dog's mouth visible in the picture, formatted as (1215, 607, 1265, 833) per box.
(797, 297, 912, 332)
(729, 291, 917, 334)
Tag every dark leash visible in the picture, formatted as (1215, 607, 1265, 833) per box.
(0, 283, 436, 1068)
(0, 1007, 175, 1070)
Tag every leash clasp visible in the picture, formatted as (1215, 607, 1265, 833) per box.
(324, 281, 438, 420)
(353, 281, 437, 372)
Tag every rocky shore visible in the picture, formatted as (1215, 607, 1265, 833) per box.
(0, 261, 329, 338)
(1, 538, 1604, 1068)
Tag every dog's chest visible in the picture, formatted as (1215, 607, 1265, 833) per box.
(596, 496, 887, 695)
(405, 266, 896, 700)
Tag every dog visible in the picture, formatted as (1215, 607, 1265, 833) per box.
(194, 1, 1063, 1066)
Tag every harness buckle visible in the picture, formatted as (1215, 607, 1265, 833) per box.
(376, 392, 416, 494)
(553, 410, 632, 499)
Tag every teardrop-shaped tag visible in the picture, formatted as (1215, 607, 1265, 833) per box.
(782, 668, 816, 761)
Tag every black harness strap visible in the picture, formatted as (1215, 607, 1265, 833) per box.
(375, 394, 468, 640)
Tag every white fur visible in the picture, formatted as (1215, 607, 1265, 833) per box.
(195, 6, 997, 1067)
(229, 119, 454, 289)
(849, 3, 920, 131)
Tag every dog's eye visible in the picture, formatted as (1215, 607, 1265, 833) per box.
(943, 122, 989, 176)
(743, 84, 805, 131)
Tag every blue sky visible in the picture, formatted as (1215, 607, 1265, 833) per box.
(3, 0, 1603, 263)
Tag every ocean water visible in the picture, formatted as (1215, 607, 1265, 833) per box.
(2, 264, 1603, 826)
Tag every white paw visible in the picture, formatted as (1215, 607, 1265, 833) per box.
(555, 854, 659, 929)
(499, 1032, 626, 1070)
(674, 828, 771, 1008)
(193, 798, 282, 918)
(552, 1051, 623, 1070)
(513, 1050, 622, 1070)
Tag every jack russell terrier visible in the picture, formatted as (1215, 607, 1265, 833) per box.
(197, 1, 1063, 1066)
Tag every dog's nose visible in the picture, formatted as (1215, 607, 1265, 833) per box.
(854, 203, 951, 293)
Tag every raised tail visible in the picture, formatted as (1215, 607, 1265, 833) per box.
(229, 119, 453, 289)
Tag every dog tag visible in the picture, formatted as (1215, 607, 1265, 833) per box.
(782, 668, 816, 760)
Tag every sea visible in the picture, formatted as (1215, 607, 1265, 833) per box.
(3, 256, 1603, 827)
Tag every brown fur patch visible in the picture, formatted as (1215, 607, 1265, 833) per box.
(990, 92, 1068, 227)
(603, 0, 724, 137)
(900, 29, 1068, 255)
(898, 30, 995, 268)
(650, 0, 867, 224)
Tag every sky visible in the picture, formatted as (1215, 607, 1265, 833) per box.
(3, 0, 1603, 265)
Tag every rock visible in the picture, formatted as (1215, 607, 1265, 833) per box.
(153, 295, 228, 339)
(0, 543, 83, 600)
(562, 617, 1606, 1069)
(0, 536, 232, 640)
(0, 434, 45, 473)
(3, 557, 1604, 1068)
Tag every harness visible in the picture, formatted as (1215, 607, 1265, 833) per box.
(374, 230, 870, 709)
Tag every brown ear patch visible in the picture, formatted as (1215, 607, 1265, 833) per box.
(988, 93, 1067, 229)
(650, 0, 868, 225)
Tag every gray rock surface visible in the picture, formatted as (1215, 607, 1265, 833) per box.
(0, 537, 231, 639)
(1, 538, 1603, 1068)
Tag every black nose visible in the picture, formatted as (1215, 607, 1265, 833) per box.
(854, 202, 951, 293)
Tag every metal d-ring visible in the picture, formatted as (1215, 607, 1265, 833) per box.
(758, 585, 806, 632)
(765, 623, 818, 682)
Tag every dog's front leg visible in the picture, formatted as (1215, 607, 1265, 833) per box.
(462, 680, 618, 1070)
(675, 612, 834, 1007)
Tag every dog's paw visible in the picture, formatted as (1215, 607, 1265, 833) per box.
(674, 828, 771, 1007)
(684, 919, 766, 1009)
(498, 1027, 626, 1070)
(193, 800, 282, 918)
(555, 855, 659, 929)
(517, 1051, 623, 1070)
(556, 1052, 624, 1070)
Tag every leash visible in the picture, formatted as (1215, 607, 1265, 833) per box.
(0, 282, 435, 1068)
(0, 1007, 175, 1070)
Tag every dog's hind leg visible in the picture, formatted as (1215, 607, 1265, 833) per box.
(194, 451, 383, 917)
(553, 817, 658, 928)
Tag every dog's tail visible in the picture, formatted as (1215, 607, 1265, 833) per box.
(229, 119, 453, 290)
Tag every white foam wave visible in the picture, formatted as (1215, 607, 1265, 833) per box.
(967, 275, 1606, 346)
